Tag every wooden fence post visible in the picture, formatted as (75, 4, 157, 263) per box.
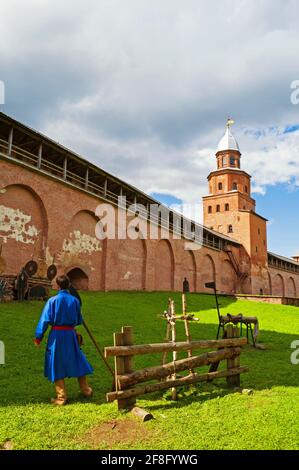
(225, 324, 241, 388)
(114, 331, 126, 410)
(170, 300, 177, 400)
(122, 326, 136, 410)
(114, 326, 136, 410)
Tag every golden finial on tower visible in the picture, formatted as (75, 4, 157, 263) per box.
(226, 118, 235, 128)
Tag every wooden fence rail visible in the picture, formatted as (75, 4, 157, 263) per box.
(105, 324, 249, 414)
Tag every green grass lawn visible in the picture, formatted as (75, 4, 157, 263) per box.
(0, 291, 299, 450)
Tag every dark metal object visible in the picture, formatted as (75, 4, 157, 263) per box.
(27, 285, 47, 300)
(47, 264, 57, 281)
(24, 260, 38, 277)
(205, 281, 256, 346)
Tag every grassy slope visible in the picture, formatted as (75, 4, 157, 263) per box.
(0, 291, 298, 450)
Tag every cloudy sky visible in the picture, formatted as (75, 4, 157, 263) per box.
(1, 0, 299, 257)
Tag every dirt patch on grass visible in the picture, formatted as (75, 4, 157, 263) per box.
(82, 418, 153, 449)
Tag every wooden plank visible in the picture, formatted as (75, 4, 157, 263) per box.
(37, 143, 43, 169)
(121, 326, 136, 410)
(182, 293, 193, 375)
(106, 366, 249, 402)
(131, 407, 153, 422)
(105, 337, 248, 357)
(8, 127, 13, 156)
(117, 347, 241, 388)
(226, 325, 241, 387)
(170, 300, 177, 400)
(113, 331, 126, 410)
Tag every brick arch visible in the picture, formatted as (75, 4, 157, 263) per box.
(0, 183, 48, 274)
(203, 253, 216, 283)
(267, 271, 272, 295)
(272, 273, 285, 297)
(182, 249, 196, 292)
(59, 209, 104, 290)
(221, 259, 236, 294)
(286, 276, 296, 298)
(155, 239, 174, 291)
(116, 238, 147, 290)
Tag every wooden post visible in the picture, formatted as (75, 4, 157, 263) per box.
(225, 324, 241, 388)
(122, 326, 136, 410)
(170, 300, 177, 400)
(161, 298, 172, 366)
(38, 143, 43, 169)
(114, 331, 126, 410)
(182, 293, 194, 374)
(104, 179, 108, 198)
(131, 406, 153, 422)
(85, 167, 89, 189)
(162, 322, 170, 366)
(63, 156, 67, 180)
(7, 127, 13, 156)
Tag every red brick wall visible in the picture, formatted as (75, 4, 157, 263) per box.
(2, 157, 299, 295)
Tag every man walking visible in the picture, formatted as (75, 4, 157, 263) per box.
(34, 275, 93, 405)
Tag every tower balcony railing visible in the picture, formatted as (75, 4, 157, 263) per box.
(0, 137, 225, 251)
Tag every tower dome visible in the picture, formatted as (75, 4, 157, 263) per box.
(217, 121, 240, 153)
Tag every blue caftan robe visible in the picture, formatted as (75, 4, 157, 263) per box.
(35, 290, 93, 382)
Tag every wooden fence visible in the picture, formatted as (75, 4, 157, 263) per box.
(104, 325, 249, 412)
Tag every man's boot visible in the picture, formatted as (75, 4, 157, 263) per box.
(78, 376, 93, 397)
(51, 379, 67, 405)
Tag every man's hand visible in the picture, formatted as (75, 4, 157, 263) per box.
(33, 338, 41, 347)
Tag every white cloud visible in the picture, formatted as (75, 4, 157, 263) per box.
(1, 0, 299, 217)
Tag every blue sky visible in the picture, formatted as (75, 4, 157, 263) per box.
(1, 0, 299, 259)
(152, 187, 299, 258)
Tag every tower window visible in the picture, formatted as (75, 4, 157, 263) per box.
(228, 225, 233, 233)
(223, 156, 228, 166)
(218, 182, 223, 190)
(225, 203, 229, 211)
(216, 204, 220, 212)
(232, 182, 237, 190)
(230, 156, 235, 166)
(256, 246, 258, 253)
(258, 228, 261, 235)
(208, 205, 212, 214)
(245, 185, 248, 193)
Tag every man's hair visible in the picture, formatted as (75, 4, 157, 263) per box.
(56, 275, 70, 290)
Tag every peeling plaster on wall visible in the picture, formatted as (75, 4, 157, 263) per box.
(123, 271, 132, 280)
(0, 205, 39, 244)
(58, 230, 102, 268)
(45, 246, 55, 267)
(63, 230, 102, 255)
